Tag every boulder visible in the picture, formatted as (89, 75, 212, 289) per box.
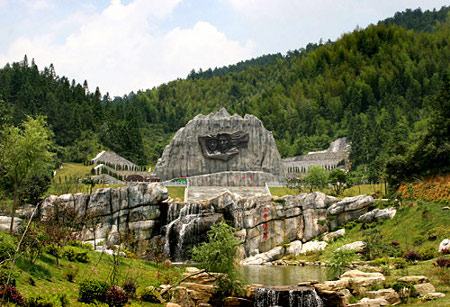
(347, 297, 390, 306)
(366, 288, 401, 305)
(336, 241, 366, 253)
(286, 240, 303, 255)
(328, 195, 375, 216)
(397, 275, 430, 284)
(438, 238, 449, 253)
(242, 246, 285, 265)
(0, 216, 22, 232)
(340, 270, 385, 288)
(323, 229, 345, 242)
(170, 287, 195, 307)
(223, 297, 253, 307)
(300, 241, 327, 254)
(358, 207, 396, 223)
(414, 283, 436, 296)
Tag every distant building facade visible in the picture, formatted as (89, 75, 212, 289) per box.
(282, 137, 350, 178)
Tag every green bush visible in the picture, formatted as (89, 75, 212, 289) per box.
(78, 279, 109, 303)
(0, 233, 16, 262)
(327, 248, 358, 279)
(392, 257, 408, 269)
(0, 266, 18, 286)
(390, 281, 418, 301)
(139, 286, 161, 303)
(25, 293, 70, 307)
(62, 246, 89, 263)
(419, 246, 438, 260)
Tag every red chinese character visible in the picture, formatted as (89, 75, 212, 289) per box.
(263, 232, 268, 239)
(263, 208, 268, 213)
(263, 214, 268, 220)
(263, 223, 268, 230)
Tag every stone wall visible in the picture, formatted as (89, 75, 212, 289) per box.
(154, 108, 285, 183)
(187, 171, 278, 186)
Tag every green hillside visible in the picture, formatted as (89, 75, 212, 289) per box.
(0, 6, 449, 186)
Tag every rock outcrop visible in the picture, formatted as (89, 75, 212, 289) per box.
(40, 183, 169, 241)
(165, 191, 375, 260)
(358, 207, 396, 223)
(154, 108, 285, 183)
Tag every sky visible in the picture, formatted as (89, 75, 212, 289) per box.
(0, 0, 447, 96)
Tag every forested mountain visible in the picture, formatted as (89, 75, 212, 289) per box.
(0, 6, 449, 185)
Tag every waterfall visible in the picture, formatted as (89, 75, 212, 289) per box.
(254, 286, 323, 307)
(163, 202, 220, 261)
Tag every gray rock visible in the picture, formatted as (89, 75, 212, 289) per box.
(154, 108, 285, 183)
(358, 207, 396, 223)
(286, 240, 303, 255)
(438, 239, 449, 253)
(328, 195, 374, 216)
(336, 241, 366, 253)
(0, 216, 22, 232)
(323, 229, 345, 242)
(300, 241, 328, 254)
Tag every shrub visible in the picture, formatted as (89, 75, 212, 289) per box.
(62, 247, 89, 263)
(0, 234, 16, 262)
(0, 285, 25, 306)
(25, 293, 69, 307)
(434, 258, 450, 268)
(392, 257, 408, 269)
(403, 250, 422, 262)
(419, 246, 438, 260)
(64, 264, 79, 282)
(139, 286, 161, 303)
(0, 266, 18, 286)
(327, 248, 358, 279)
(78, 279, 109, 303)
(105, 286, 128, 307)
(391, 281, 418, 301)
(122, 280, 137, 298)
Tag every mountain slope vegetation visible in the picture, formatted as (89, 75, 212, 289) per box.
(0, 6, 448, 185)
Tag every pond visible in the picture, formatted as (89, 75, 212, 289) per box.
(240, 265, 328, 286)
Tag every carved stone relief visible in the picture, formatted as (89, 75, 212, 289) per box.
(198, 131, 249, 161)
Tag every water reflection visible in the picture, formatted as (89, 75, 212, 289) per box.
(240, 265, 327, 286)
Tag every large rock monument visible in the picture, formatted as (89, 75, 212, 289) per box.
(154, 108, 285, 186)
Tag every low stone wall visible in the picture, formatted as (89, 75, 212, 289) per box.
(187, 171, 278, 186)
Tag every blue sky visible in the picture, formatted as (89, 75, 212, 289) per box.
(0, 0, 447, 96)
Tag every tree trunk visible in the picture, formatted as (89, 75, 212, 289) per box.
(9, 189, 17, 233)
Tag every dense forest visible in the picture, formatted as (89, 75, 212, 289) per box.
(0, 6, 449, 186)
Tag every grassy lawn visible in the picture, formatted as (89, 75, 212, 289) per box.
(270, 183, 387, 198)
(167, 186, 185, 201)
(287, 199, 450, 305)
(1, 234, 181, 306)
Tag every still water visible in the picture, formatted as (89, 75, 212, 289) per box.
(240, 265, 327, 286)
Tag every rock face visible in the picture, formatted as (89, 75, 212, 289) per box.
(438, 238, 449, 253)
(165, 191, 375, 260)
(358, 207, 396, 223)
(327, 195, 374, 230)
(40, 183, 169, 241)
(0, 216, 22, 232)
(154, 108, 285, 183)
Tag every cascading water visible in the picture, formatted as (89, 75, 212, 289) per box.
(163, 202, 221, 261)
(255, 286, 323, 307)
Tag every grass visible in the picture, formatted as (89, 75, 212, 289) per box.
(0, 233, 182, 306)
(270, 183, 387, 198)
(167, 186, 185, 202)
(286, 198, 450, 305)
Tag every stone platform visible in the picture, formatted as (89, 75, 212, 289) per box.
(186, 185, 270, 202)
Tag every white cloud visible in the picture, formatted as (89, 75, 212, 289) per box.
(0, 0, 253, 96)
(21, 0, 54, 10)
